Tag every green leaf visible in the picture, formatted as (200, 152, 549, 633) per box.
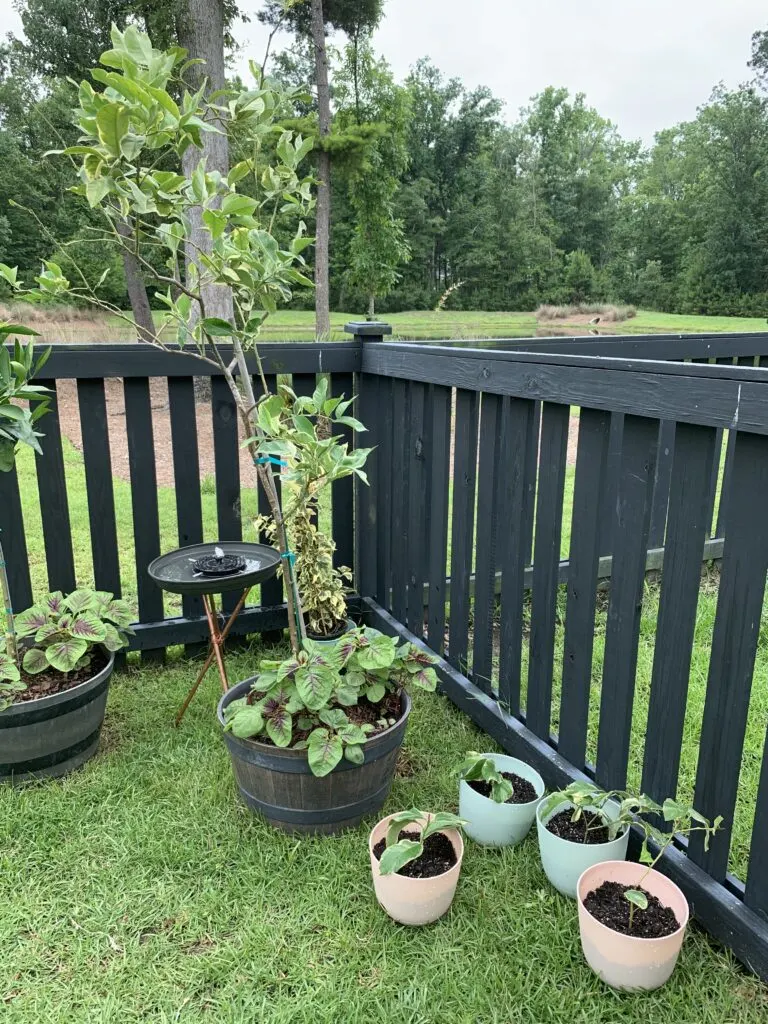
(386, 807, 423, 847)
(318, 708, 348, 730)
(64, 590, 97, 614)
(221, 193, 258, 217)
(335, 682, 359, 706)
(378, 839, 423, 876)
(295, 660, 335, 711)
(0, 652, 21, 682)
(343, 743, 364, 765)
(22, 647, 48, 675)
(409, 667, 438, 691)
(226, 706, 264, 739)
(366, 682, 386, 703)
(422, 812, 466, 842)
(14, 606, 49, 638)
(307, 728, 343, 777)
(201, 317, 233, 337)
(70, 613, 108, 643)
(356, 633, 396, 671)
(102, 623, 127, 653)
(265, 708, 293, 747)
(624, 889, 649, 912)
(45, 637, 89, 673)
(96, 104, 130, 157)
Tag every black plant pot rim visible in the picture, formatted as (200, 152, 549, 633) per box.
(1, 646, 116, 718)
(218, 681, 411, 767)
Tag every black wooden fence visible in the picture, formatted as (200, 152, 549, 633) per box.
(2, 326, 768, 980)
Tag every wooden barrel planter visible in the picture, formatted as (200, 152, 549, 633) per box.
(0, 651, 115, 784)
(218, 679, 411, 835)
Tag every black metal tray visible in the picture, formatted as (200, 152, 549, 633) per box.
(148, 542, 281, 596)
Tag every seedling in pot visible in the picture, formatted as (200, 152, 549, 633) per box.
(379, 808, 467, 875)
(539, 780, 650, 842)
(458, 752, 516, 803)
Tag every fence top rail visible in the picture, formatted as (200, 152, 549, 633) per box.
(362, 343, 768, 435)
(11, 341, 361, 379)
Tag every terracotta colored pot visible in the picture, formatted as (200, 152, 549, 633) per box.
(459, 753, 545, 847)
(577, 860, 690, 991)
(369, 812, 464, 925)
(536, 798, 629, 898)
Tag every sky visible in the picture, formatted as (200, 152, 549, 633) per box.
(1, 1, 765, 143)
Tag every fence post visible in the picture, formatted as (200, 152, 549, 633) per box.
(345, 321, 392, 602)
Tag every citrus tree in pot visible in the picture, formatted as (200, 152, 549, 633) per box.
(576, 798, 721, 991)
(369, 808, 466, 925)
(219, 627, 439, 833)
(458, 751, 545, 847)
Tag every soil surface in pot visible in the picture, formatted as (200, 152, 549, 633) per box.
(583, 881, 680, 938)
(373, 829, 457, 879)
(12, 648, 109, 704)
(468, 771, 537, 804)
(305, 619, 350, 642)
(249, 690, 403, 747)
(545, 808, 612, 844)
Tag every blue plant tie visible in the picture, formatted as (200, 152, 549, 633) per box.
(255, 456, 287, 467)
(281, 551, 296, 565)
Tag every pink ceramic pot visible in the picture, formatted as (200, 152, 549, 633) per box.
(369, 812, 464, 926)
(577, 860, 690, 991)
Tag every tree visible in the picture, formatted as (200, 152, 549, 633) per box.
(564, 249, 595, 303)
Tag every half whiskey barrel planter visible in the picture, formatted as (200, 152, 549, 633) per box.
(0, 649, 115, 784)
(218, 680, 411, 835)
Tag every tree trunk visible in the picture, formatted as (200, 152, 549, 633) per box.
(116, 219, 155, 343)
(367, 294, 375, 319)
(310, 0, 332, 339)
(176, 0, 234, 326)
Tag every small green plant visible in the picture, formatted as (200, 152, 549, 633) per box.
(223, 627, 438, 776)
(458, 752, 514, 803)
(0, 651, 25, 711)
(200, 474, 216, 496)
(539, 780, 644, 841)
(623, 798, 722, 930)
(14, 589, 133, 676)
(378, 808, 466, 875)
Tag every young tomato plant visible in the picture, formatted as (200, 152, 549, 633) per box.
(379, 808, 466, 875)
(458, 752, 515, 803)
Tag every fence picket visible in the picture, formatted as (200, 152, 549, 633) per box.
(34, 380, 76, 594)
(472, 393, 503, 694)
(448, 388, 479, 676)
(168, 377, 204, 626)
(405, 382, 427, 635)
(331, 372, 355, 575)
(390, 379, 410, 624)
(77, 378, 121, 596)
(426, 384, 452, 653)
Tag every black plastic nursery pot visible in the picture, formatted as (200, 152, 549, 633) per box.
(0, 649, 115, 784)
(218, 680, 411, 835)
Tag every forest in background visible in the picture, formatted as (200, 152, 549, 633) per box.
(2, 1, 768, 321)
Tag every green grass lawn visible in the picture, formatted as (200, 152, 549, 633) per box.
(1, 647, 767, 1023)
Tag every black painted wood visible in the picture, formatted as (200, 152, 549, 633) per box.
(641, 423, 718, 809)
(390, 379, 410, 624)
(129, 603, 289, 650)
(522, 402, 540, 565)
(425, 384, 452, 653)
(707, 356, 735, 538)
(34, 380, 76, 593)
(691, 431, 768, 880)
(211, 376, 242, 615)
(527, 402, 570, 738)
(354, 373, 377, 601)
(291, 372, 317, 399)
(448, 388, 479, 676)
(77, 378, 121, 596)
(716, 429, 737, 539)
(472, 392, 503, 694)
(405, 382, 428, 634)
(498, 399, 536, 716)
(331, 372, 355, 574)
(746, 726, 768, 915)
(648, 420, 675, 548)
(168, 376, 204, 625)
(374, 376, 394, 609)
(595, 415, 658, 788)
(255, 374, 283, 610)
(558, 407, 611, 767)
(123, 377, 164, 655)
(0, 465, 32, 610)
(598, 413, 623, 557)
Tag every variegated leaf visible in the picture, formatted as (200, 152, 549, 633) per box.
(14, 605, 49, 638)
(64, 589, 97, 614)
(46, 637, 88, 673)
(43, 591, 65, 615)
(22, 646, 49, 675)
(70, 613, 108, 643)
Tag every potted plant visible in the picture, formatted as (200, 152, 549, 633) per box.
(458, 751, 545, 847)
(369, 808, 466, 925)
(536, 781, 635, 897)
(1, 588, 133, 782)
(577, 798, 721, 990)
(218, 626, 439, 833)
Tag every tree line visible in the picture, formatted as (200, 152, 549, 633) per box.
(2, 1, 768, 328)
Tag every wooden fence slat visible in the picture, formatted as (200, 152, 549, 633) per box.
(648, 420, 675, 548)
(426, 384, 452, 653)
(498, 398, 536, 716)
(168, 376, 204, 624)
(472, 393, 503, 695)
(595, 414, 658, 788)
(255, 374, 283, 614)
(746, 727, 768, 914)
(690, 430, 768, 880)
(331, 372, 355, 575)
(291, 373, 317, 399)
(375, 377, 394, 609)
(558, 407, 611, 767)
(0, 465, 32, 611)
(405, 381, 427, 635)
(34, 380, 76, 594)
(124, 377, 163, 656)
(390, 379, 410, 624)
(526, 401, 570, 738)
(641, 423, 717, 807)
(448, 388, 479, 676)
(77, 378, 121, 596)
(599, 412, 624, 556)
(522, 402, 540, 565)
(211, 376, 242, 615)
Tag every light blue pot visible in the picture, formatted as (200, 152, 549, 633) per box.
(459, 753, 545, 847)
(536, 799, 630, 898)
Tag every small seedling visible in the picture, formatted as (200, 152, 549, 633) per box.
(458, 752, 514, 803)
(539, 781, 649, 841)
(379, 808, 466, 875)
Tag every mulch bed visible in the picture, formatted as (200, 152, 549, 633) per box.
(468, 771, 537, 804)
(13, 648, 109, 703)
(583, 881, 680, 938)
(545, 808, 612, 844)
(373, 829, 457, 879)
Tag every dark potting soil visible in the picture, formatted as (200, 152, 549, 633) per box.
(373, 829, 458, 878)
(545, 808, 612, 844)
(468, 771, 537, 805)
(250, 689, 404, 747)
(13, 648, 109, 704)
(305, 620, 349, 642)
(583, 881, 680, 938)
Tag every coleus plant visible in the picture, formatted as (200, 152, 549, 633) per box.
(458, 752, 515, 803)
(378, 808, 467, 875)
(14, 589, 133, 676)
(223, 627, 439, 777)
(0, 653, 25, 711)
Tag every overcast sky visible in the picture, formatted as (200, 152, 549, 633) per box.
(2, 1, 765, 143)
